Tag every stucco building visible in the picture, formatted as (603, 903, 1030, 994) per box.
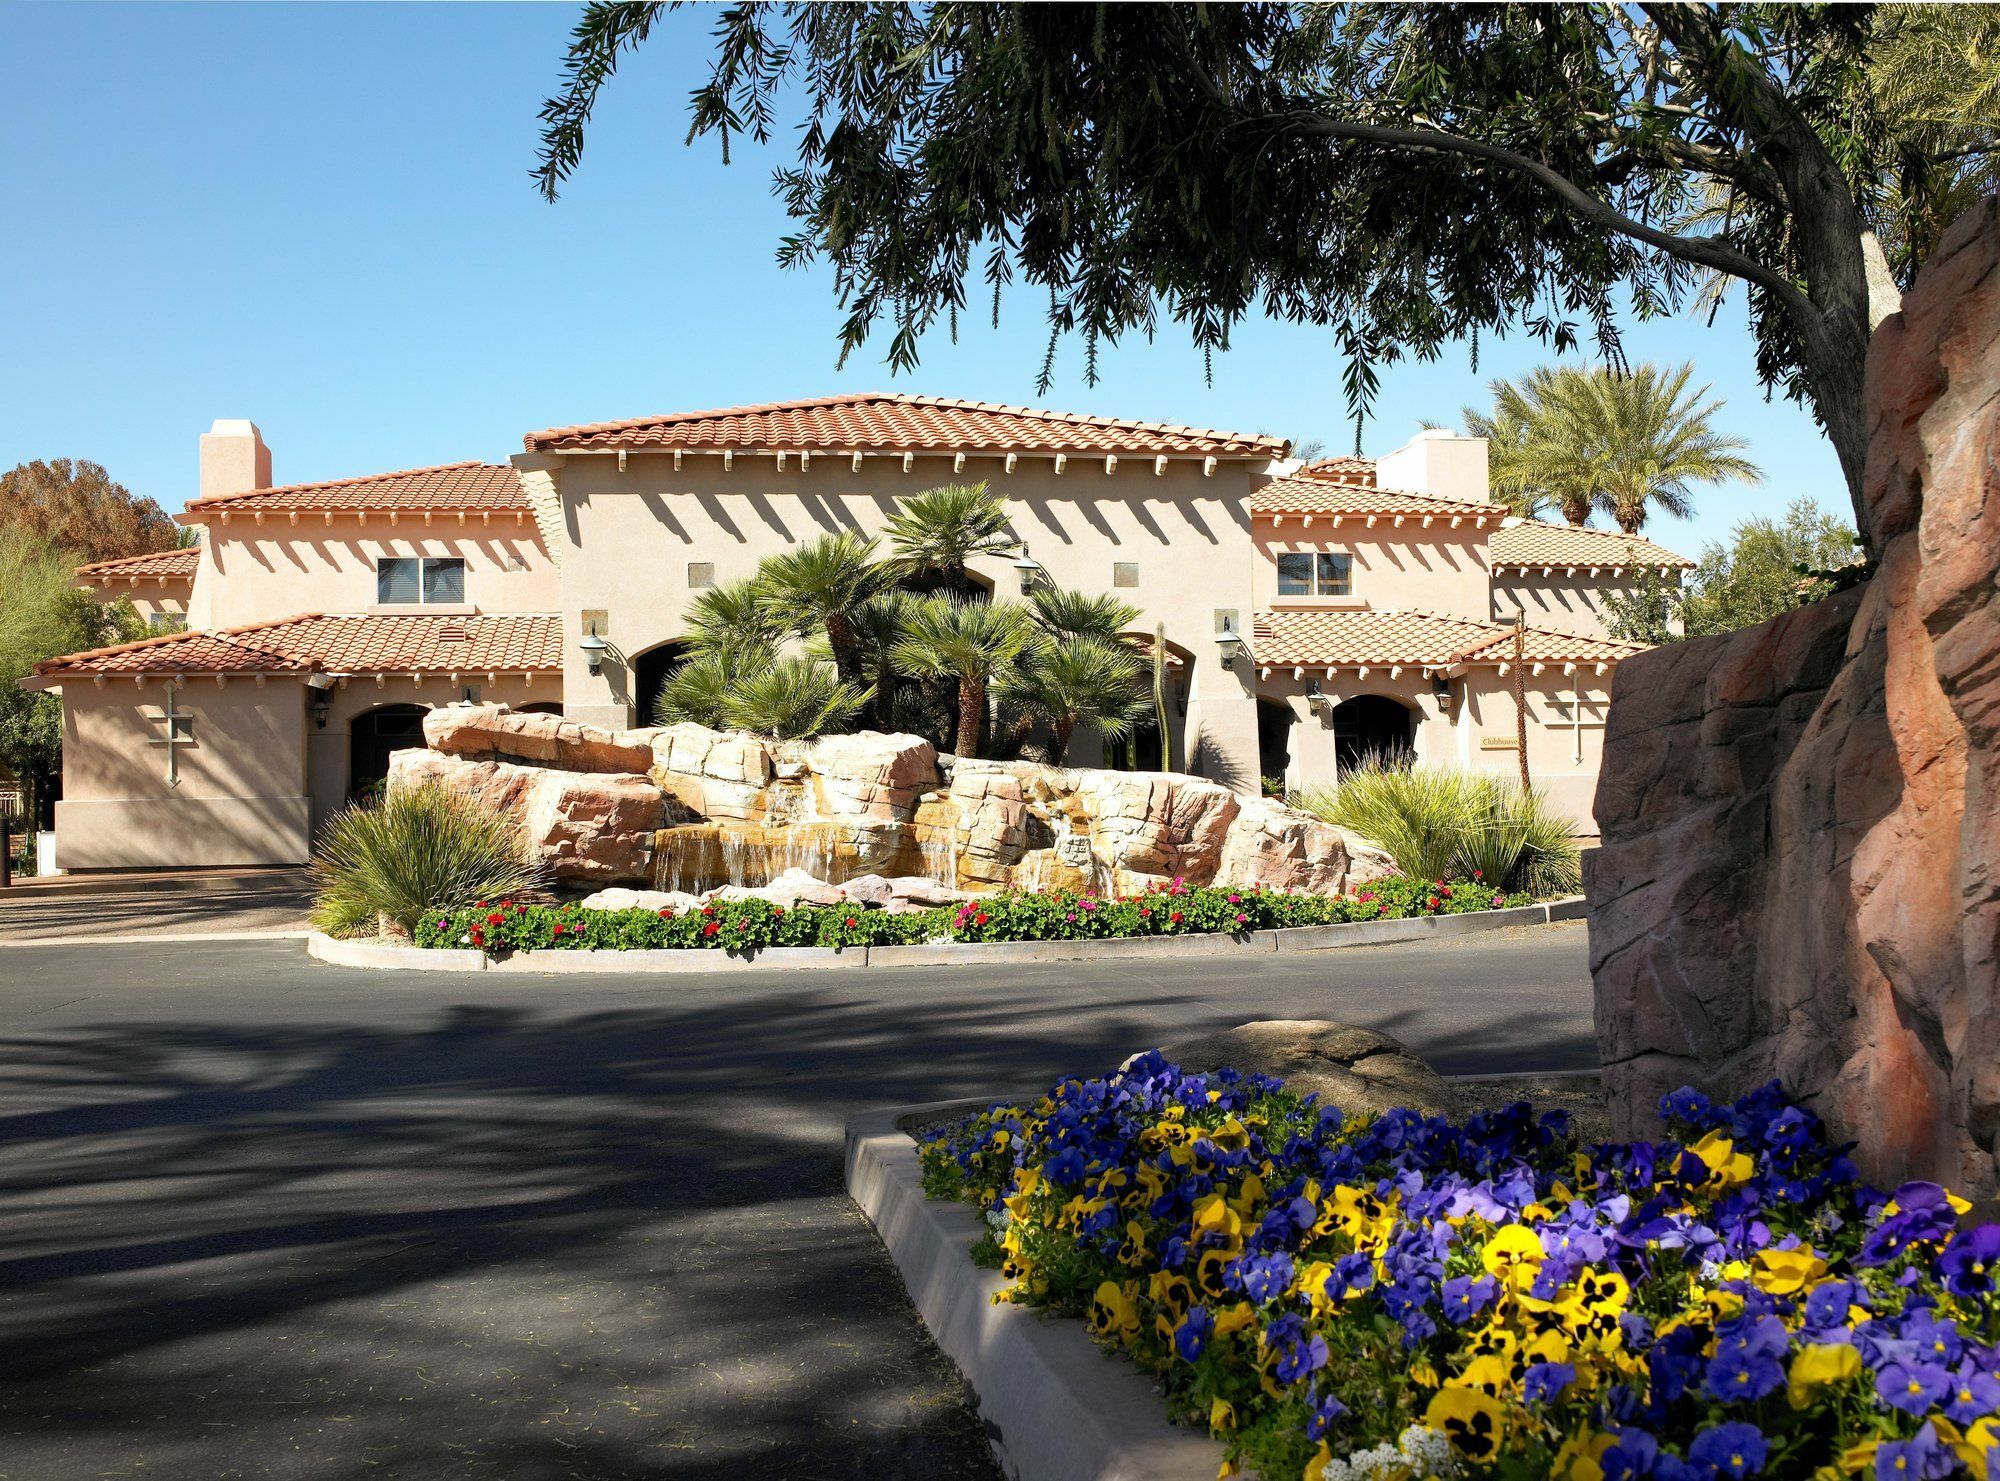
(25, 395, 1689, 869)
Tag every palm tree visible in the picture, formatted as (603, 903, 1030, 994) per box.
(996, 636, 1151, 760)
(654, 644, 771, 727)
(882, 482, 1015, 595)
(1467, 363, 1760, 531)
(891, 595, 1037, 758)
(845, 588, 918, 730)
(681, 578, 784, 657)
(753, 530, 887, 684)
(1461, 391, 1559, 521)
(1028, 586, 1141, 643)
(722, 655, 871, 739)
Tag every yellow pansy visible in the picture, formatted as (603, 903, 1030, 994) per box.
(1230, 1171, 1266, 1216)
(1304, 1442, 1335, 1481)
(1752, 1246, 1827, 1296)
(1088, 1279, 1140, 1339)
(1690, 1130, 1755, 1189)
(1208, 1115, 1250, 1151)
(1554, 1428, 1617, 1481)
(1213, 1303, 1258, 1338)
(1787, 1341, 1862, 1409)
(1192, 1194, 1243, 1243)
(1294, 1260, 1340, 1316)
(1208, 1397, 1236, 1434)
(1452, 1354, 1512, 1397)
(1147, 1269, 1193, 1315)
(1425, 1387, 1508, 1464)
(1838, 1438, 1879, 1473)
(1482, 1222, 1548, 1287)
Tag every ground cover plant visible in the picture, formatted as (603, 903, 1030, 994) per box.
(918, 1058, 2000, 1480)
(412, 876, 1531, 954)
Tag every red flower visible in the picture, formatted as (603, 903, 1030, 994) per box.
(1426, 896, 1441, 911)
(1170, 911, 1185, 924)
(844, 917, 859, 929)
(1471, 868, 1485, 880)
(469, 928, 485, 946)
(973, 912, 989, 926)
(657, 907, 675, 919)
(486, 912, 504, 927)
(700, 905, 715, 917)
(551, 923, 565, 936)
(702, 922, 719, 938)
(1440, 886, 1453, 899)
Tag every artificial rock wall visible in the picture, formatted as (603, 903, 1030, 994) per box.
(1587, 201, 2000, 1197)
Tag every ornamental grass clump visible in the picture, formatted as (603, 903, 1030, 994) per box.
(310, 782, 539, 939)
(921, 1062, 2000, 1481)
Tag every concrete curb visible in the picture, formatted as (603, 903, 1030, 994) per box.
(845, 1101, 1220, 1481)
(302, 896, 1585, 974)
(4, 927, 313, 949)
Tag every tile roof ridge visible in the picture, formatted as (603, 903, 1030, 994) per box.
(32, 622, 309, 675)
(73, 546, 199, 576)
(187, 460, 507, 507)
(523, 392, 897, 448)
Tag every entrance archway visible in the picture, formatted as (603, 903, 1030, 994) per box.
(349, 704, 428, 802)
(1330, 695, 1415, 774)
(1256, 698, 1295, 792)
(631, 640, 691, 728)
(517, 701, 564, 717)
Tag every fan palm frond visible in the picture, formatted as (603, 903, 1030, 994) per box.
(721, 655, 871, 739)
(752, 530, 887, 683)
(1028, 586, 1142, 642)
(882, 482, 1014, 592)
(654, 643, 775, 727)
(891, 595, 1038, 757)
(996, 635, 1150, 759)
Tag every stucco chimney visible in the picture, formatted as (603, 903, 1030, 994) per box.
(1375, 428, 1489, 504)
(199, 419, 272, 501)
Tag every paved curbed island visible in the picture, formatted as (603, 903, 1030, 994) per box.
(307, 897, 1585, 972)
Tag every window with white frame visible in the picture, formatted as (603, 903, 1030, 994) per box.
(376, 557, 465, 605)
(1276, 551, 1353, 597)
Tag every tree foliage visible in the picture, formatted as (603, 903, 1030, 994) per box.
(0, 459, 183, 565)
(1602, 496, 1863, 642)
(1464, 362, 1760, 530)
(537, 4, 1990, 537)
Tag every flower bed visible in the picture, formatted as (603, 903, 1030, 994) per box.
(918, 1057, 2000, 1481)
(412, 876, 1530, 954)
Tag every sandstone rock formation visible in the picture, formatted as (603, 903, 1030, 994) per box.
(423, 703, 656, 775)
(1587, 200, 2000, 1198)
(1152, 1019, 1460, 1120)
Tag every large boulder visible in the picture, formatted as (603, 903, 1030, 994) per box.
(423, 703, 656, 774)
(1072, 771, 1242, 881)
(1214, 795, 1393, 895)
(389, 749, 668, 885)
(1588, 200, 2000, 1197)
(649, 724, 774, 823)
(579, 887, 700, 914)
(945, 760, 1035, 887)
(802, 731, 940, 825)
(1152, 1019, 1460, 1119)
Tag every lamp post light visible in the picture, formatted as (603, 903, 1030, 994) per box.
(1215, 618, 1245, 670)
(578, 630, 610, 676)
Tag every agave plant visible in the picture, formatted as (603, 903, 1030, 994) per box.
(310, 782, 539, 939)
(891, 594, 1037, 757)
(1029, 586, 1142, 643)
(996, 635, 1151, 759)
(753, 530, 888, 683)
(721, 655, 871, 739)
(883, 482, 1015, 594)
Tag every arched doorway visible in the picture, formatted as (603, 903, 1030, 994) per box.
(349, 704, 428, 802)
(1331, 695, 1415, 774)
(517, 701, 564, 717)
(631, 640, 691, 728)
(1256, 698, 1295, 793)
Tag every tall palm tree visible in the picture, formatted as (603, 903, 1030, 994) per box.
(682, 578, 784, 657)
(1467, 363, 1760, 531)
(891, 595, 1037, 758)
(882, 482, 1015, 595)
(996, 635, 1151, 760)
(1461, 392, 1559, 521)
(753, 530, 886, 684)
(1028, 586, 1141, 643)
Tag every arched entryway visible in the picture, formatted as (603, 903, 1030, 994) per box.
(1256, 698, 1295, 793)
(349, 704, 428, 802)
(630, 640, 691, 728)
(517, 701, 564, 717)
(1330, 694, 1415, 773)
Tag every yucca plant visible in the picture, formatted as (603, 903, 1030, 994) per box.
(891, 594, 1037, 757)
(721, 655, 870, 739)
(883, 482, 1015, 594)
(311, 782, 539, 939)
(1485, 784, 1583, 896)
(996, 634, 1151, 759)
(753, 530, 888, 683)
(1299, 759, 1479, 884)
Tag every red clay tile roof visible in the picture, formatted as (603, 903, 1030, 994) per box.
(1297, 456, 1377, 486)
(523, 392, 1287, 458)
(74, 546, 200, 581)
(181, 462, 527, 517)
(1249, 474, 1505, 520)
(32, 613, 562, 679)
(1250, 608, 1647, 669)
(1488, 520, 1693, 570)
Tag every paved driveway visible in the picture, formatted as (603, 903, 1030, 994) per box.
(0, 926, 1592, 1480)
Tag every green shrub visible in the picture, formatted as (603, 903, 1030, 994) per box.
(310, 782, 539, 938)
(1299, 761, 1582, 894)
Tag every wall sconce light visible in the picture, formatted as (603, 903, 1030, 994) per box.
(578, 630, 610, 676)
(1215, 618, 1245, 670)
(1306, 679, 1332, 716)
(1431, 673, 1453, 701)
(305, 671, 335, 730)
(1010, 542, 1044, 595)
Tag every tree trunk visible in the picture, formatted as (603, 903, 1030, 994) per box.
(1050, 716, 1076, 761)
(824, 610, 861, 685)
(955, 675, 985, 758)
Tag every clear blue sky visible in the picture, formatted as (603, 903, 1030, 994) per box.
(2, 2, 1849, 557)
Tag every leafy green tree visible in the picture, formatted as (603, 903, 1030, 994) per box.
(882, 483, 1015, 595)
(1466, 363, 1760, 531)
(997, 636, 1152, 760)
(752, 531, 887, 685)
(0, 459, 184, 564)
(537, 5, 1982, 534)
(1603, 497, 1862, 642)
(0, 533, 146, 827)
(891, 595, 1037, 758)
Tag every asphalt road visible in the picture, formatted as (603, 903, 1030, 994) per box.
(0, 925, 1592, 1480)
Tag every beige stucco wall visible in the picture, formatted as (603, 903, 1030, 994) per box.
(53, 676, 311, 867)
(533, 450, 1270, 789)
(1252, 522, 1492, 619)
(77, 576, 192, 631)
(1492, 571, 1646, 639)
(189, 514, 558, 630)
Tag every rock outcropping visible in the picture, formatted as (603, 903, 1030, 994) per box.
(1587, 201, 2000, 1198)
(387, 703, 1396, 902)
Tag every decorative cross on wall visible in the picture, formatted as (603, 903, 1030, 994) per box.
(145, 681, 195, 788)
(1549, 684, 1608, 764)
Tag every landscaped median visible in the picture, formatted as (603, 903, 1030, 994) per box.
(306, 879, 1586, 972)
(858, 1056, 2000, 1481)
